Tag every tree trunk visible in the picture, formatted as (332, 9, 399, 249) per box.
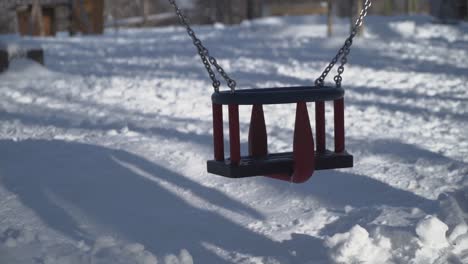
(356, 0, 363, 36)
(31, 0, 45, 36)
(384, 0, 393, 16)
(226, 0, 233, 24)
(141, 0, 149, 27)
(246, 0, 254, 20)
(350, 0, 363, 36)
(350, 0, 354, 34)
(215, 0, 222, 22)
(327, 0, 333, 37)
(407, 0, 419, 14)
(256, 0, 263, 17)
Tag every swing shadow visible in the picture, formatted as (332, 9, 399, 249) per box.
(313, 169, 437, 234)
(253, 167, 438, 237)
(254, 137, 451, 236)
(234, 18, 468, 79)
(15, 14, 467, 81)
(32, 27, 233, 78)
(349, 138, 468, 167)
(0, 105, 215, 149)
(321, 137, 467, 235)
(348, 85, 468, 104)
(364, 15, 468, 41)
(262, 168, 437, 213)
(0, 139, 332, 263)
(347, 46, 468, 77)
(347, 96, 468, 122)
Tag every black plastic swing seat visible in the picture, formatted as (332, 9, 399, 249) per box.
(212, 86, 344, 105)
(207, 150, 353, 178)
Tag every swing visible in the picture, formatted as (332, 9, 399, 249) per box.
(168, 0, 373, 183)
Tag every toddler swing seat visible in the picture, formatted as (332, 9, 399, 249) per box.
(207, 86, 353, 183)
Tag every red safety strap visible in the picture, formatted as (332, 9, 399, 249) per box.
(266, 102, 315, 183)
(291, 102, 315, 183)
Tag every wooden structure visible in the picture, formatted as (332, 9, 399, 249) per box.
(265, 1, 328, 17)
(13, 0, 69, 36)
(71, 0, 105, 35)
(11, 0, 104, 36)
(17, 5, 56, 36)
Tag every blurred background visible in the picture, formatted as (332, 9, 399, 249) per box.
(0, 0, 467, 36)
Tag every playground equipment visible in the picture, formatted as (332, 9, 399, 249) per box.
(167, 0, 373, 183)
(15, 0, 66, 36)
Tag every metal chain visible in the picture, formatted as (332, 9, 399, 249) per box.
(168, 0, 236, 92)
(316, 0, 372, 88)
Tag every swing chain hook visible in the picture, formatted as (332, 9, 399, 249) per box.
(316, 0, 372, 88)
(168, 0, 237, 92)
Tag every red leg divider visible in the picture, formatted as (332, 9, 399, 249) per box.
(266, 102, 315, 183)
(334, 98, 345, 153)
(291, 102, 315, 183)
(248, 104, 268, 158)
(229, 104, 241, 165)
(315, 101, 326, 153)
(212, 103, 224, 161)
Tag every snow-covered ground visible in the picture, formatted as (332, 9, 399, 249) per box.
(0, 15, 467, 264)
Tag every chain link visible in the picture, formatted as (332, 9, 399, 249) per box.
(168, 0, 236, 92)
(316, 0, 372, 88)
(169, 0, 371, 91)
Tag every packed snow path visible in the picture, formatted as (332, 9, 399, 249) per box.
(0, 16, 467, 264)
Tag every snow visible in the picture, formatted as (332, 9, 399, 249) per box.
(0, 15, 468, 263)
(415, 216, 449, 248)
(325, 225, 392, 264)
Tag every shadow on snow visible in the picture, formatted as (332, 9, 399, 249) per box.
(0, 139, 330, 263)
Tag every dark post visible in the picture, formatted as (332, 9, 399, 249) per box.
(212, 104, 225, 161)
(228, 104, 241, 165)
(334, 99, 345, 153)
(315, 101, 326, 153)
